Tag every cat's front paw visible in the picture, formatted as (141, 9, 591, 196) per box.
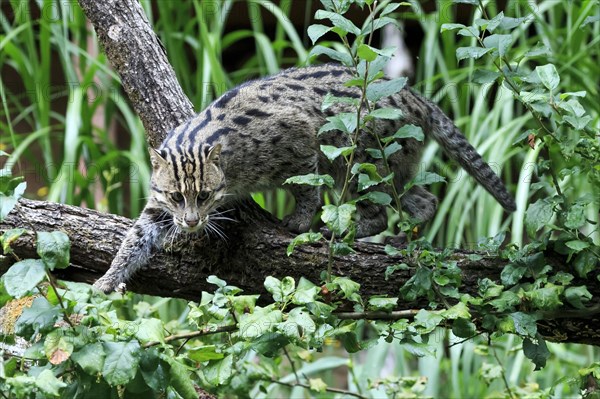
(93, 276, 125, 294)
(282, 213, 312, 234)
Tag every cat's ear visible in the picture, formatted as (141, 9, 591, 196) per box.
(206, 144, 222, 164)
(149, 147, 168, 170)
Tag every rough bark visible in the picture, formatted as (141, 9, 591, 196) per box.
(2, 198, 600, 346)
(77, 0, 195, 148)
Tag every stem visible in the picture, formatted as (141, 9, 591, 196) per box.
(336, 309, 419, 320)
(45, 273, 75, 328)
(270, 379, 368, 399)
(283, 346, 300, 384)
(326, 231, 336, 283)
(143, 324, 237, 348)
(490, 343, 517, 399)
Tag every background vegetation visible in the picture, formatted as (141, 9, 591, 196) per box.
(1, 0, 599, 398)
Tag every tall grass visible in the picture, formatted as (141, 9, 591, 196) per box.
(1, 0, 598, 397)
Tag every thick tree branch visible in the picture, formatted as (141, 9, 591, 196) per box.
(1, 198, 600, 346)
(77, 0, 195, 147)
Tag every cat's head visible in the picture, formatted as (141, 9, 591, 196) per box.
(149, 143, 225, 233)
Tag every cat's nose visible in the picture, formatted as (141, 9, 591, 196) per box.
(185, 217, 199, 227)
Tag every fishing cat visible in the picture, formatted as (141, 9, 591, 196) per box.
(93, 63, 516, 293)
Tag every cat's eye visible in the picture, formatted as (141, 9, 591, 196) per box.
(170, 192, 184, 203)
(197, 191, 210, 201)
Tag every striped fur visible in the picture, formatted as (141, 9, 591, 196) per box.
(93, 63, 515, 293)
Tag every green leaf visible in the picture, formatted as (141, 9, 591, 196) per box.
(239, 307, 282, 338)
(284, 173, 334, 189)
(3, 259, 46, 298)
(134, 318, 165, 344)
(314, 10, 361, 35)
(573, 250, 598, 278)
(564, 286, 592, 309)
(330, 276, 360, 299)
(564, 115, 592, 130)
(369, 108, 404, 120)
(358, 173, 381, 191)
(458, 26, 479, 37)
(523, 285, 563, 310)
(162, 355, 198, 399)
(265, 276, 286, 302)
(1, 228, 26, 254)
(368, 297, 398, 311)
(484, 11, 505, 32)
(400, 267, 432, 301)
(35, 369, 66, 397)
(309, 378, 328, 393)
(279, 307, 316, 339)
(440, 23, 466, 32)
(414, 309, 444, 333)
(488, 291, 520, 312)
(320, 144, 355, 162)
(287, 232, 323, 256)
(15, 297, 60, 339)
(206, 275, 227, 288)
(102, 341, 142, 386)
(357, 43, 378, 61)
(565, 240, 590, 251)
(444, 302, 471, 319)
(381, 124, 424, 143)
(309, 45, 353, 66)
(332, 242, 356, 256)
(523, 336, 550, 370)
(582, 15, 600, 27)
(204, 355, 234, 386)
(482, 34, 513, 56)
(44, 330, 74, 365)
(498, 16, 529, 30)
(0, 181, 26, 221)
(536, 64, 560, 91)
(188, 345, 224, 362)
(292, 278, 319, 304)
(366, 77, 407, 102)
(472, 69, 500, 84)
(140, 349, 169, 392)
(381, 3, 402, 16)
(36, 231, 70, 270)
(357, 191, 392, 206)
(510, 312, 537, 338)
(318, 112, 357, 135)
(307, 24, 331, 44)
(456, 46, 492, 61)
(72, 343, 106, 375)
(452, 318, 477, 338)
(410, 172, 445, 187)
(501, 263, 526, 285)
(321, 204, 356, 235)
(525, 198, 554, 238)
(384, 142, 403, 158)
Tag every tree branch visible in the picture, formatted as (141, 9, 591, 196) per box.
(1, 198, 600, 345)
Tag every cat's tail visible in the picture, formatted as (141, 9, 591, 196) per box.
(425, 101, 516, 212)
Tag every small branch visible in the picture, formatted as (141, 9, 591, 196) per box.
(270, 379, 368, 399)
(283, 346, 300, 384)
(143, 324, 237, 348)
(335, 310, 419, 320)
